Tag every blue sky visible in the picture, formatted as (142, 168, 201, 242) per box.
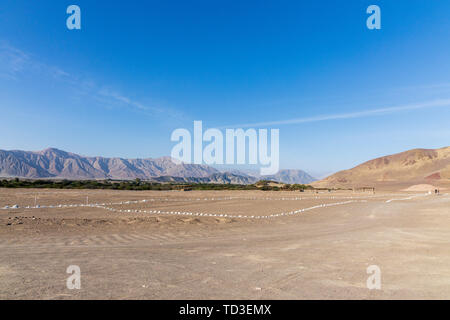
(1, 0, 449, 177)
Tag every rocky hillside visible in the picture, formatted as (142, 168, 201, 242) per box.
(313, 146, 450, 188)
(0, 148, 219, 180)
(263, 169, 316, 184)
(0, 148, 316, 184)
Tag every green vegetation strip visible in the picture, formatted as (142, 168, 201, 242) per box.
(0, 178, 314, 191)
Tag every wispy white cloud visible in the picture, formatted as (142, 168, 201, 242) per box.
(0, 42, 183, 120)
(222, 99, 450, 128)
(94, 87, 184, 120)
(396, 82, 450, 91)
(0, 42, 72, 81)
(98, 88, 147, 110)
(97, 88, 164, 114)
(0, 43, 30, 79)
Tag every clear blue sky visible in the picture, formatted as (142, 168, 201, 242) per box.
(1, 0, 449, 177)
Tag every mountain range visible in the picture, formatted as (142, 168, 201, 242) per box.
(231, 169, 316, 184)
(0, 148, 315, 184)
(2, 146, 448, 188)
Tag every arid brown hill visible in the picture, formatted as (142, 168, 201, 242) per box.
(312, 146, 450, 189)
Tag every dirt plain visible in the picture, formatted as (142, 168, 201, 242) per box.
(0, 188, 449, 299)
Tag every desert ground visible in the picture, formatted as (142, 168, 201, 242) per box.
(0, 188, 449, 299)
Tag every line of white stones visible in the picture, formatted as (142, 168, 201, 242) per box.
(91, 199, 367, 219)
(0, 198, 367, 219)
(1, 197, 320, 210)
(1, 193, 405, 210)
(385, 193, 429, 203)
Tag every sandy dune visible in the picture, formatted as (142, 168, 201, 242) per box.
(0, 189, 449, 299)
